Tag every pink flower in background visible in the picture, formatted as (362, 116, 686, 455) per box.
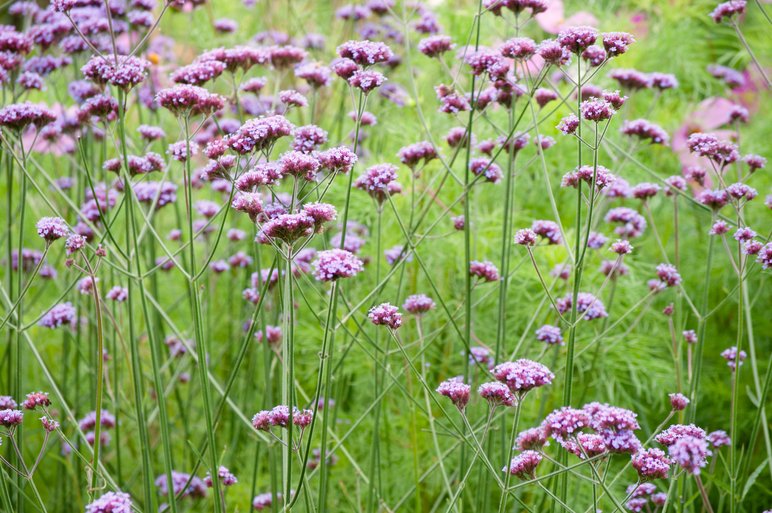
(535, 0, 597, 34)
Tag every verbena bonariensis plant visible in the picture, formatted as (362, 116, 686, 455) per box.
(0, 0, 769, 511)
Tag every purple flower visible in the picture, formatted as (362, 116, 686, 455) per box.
(318, 146, 358, 173)
(720, 346, 746, 370)
(227, 115, 294, 154)
(36, 217, 69, 241)
(82, 55, 151, 89)
(337, 40, 394, 66)
(581, 98, 615, 122)
(354, 164, 399, 202)
(85, 491, 133, 513)
(655, 263, 681, 288)
(39, 302, 76, 329)
(0, 102, 56, 131)
(470, 260, 500, 282)
(609, 69, 652, 90)
(403, 294, 435, 315)
(622, 119, 669, 144)
(557, 114, 580, 134)
(535, 324, 563, 345)
(542, 407, 591, 439)
(418, 35, 454, 57)
(171, 60, 226, 85)
(556, 292, 607, 320)
(516, 427, 548, 450)
(669, 393, 689, 411)
(0, 409, 23, 427)
(469, 158, 502, 183)
(156, 85, 225, 117)
(668, 435, 711, 474)
(707, 430, 731, 448)
(557, 26, 598, 53)
(514, 228, 538, 246)
(492, 359, 554, 394)
(368, 303, 402, 329)
(602, 32, 635, 56)
(478, 382, 516, 407)
(436, 378, 471, 410)
(632, 448, 672, 480)
(348, 70, 387, 93)
(504, 450, 542, 479)
(710, 0, 746, 23)
(313, 249, 364, 281)
(655, 424, 706, 446)
(531, 220, 562, 244)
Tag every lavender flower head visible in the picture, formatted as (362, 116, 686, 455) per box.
(492, 359, 554, 394)
(368, 303, 402, 329)
(669, 393, 690, 411)
(536, 324, 563, 345)
(436, 378, 471, 410)
(668, 435, 712, 475)
(403, 294, 435, 315)
(504, 451, 542, 479)
(36, 217, 69, 241)
(720, 346, 746, 370)
(478, 382, 516, 407)
(39, 302, 76, 328)
(313, 249, 364, 281)
(557, 26, 598, 54)
(85, 492, 133, 513)
(631, 448, 672, 481)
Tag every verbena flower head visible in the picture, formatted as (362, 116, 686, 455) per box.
(36, 217, 69, 241)
(710, 0, 746, 23)
(368, 303, 402, 329)
(557, 26, 598, 54)
(538, 39, 571, 65)
(609, 69, 652, 90)
(469, 157, 502, 183)
(318, 146, 358, 173)
(504, 450, 542, 479)
(632, 448, 672, 480)
(514, 228, 537, 246)
(354, 164, 399, 202)
(557, 114, 580, 135)
(655, 424, 706, 446)
(0, 102, 56, 131)
(348, 70, 387, 93)
(581, 98, 615, 122)
(536, 324, 563, 345)
(668, 435, 711, 475)
(171, 60, 226, 85)
(556, 292, 608, 320)
(501, 37, 536, 60)
(436, 378, 470, 410)
(622, 119, 669, 144)
(39, 302, 76, 328)
(655, 263, 681, 287)
(22, 391, 50, 410)
(492, 359, 554, 394)
(602, 32, 635, 56)
(669, 393, 689, 411)
(337, 40, 393, 66)
(720, 346, 746, 370)
(418, 35, 454, 57)
(0, 409, 24, 426)
(227, 115, 294, 154)
(403, 294, 435, 315)
(85, 491, 133, 513)
(478, 382, 516, 407)
(82, 55, 151, 89)
(156, 85, 225, 117)
(313, 249, 363, 281)
(542, 407, 591, 439)
(470, 260, 499, 282)
(516, 427, 548, 450)
(707, 430, 731, 448)
(531, 220, 562, 244)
